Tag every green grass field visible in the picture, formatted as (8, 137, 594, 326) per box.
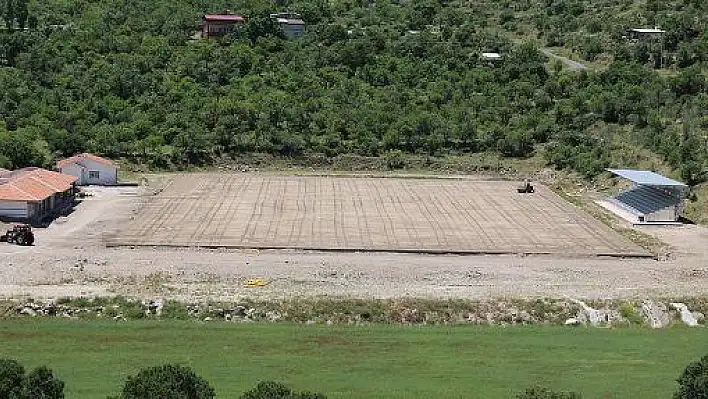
(0, 320, 705, 398)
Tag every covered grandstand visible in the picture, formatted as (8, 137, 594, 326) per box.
(604, 169, 688, 224)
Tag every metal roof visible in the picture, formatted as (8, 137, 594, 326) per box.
(481, 52, 502, 59)
(607, 169, 686, 187)
(203, 14, 245, 22)
(276, 18, 305, 25)
(630, 28, 665, 34)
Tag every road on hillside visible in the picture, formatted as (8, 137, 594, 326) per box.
(541, 48, 588, 71)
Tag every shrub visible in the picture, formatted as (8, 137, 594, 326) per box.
(674, 354, 708, 399)
(119, 364, 215, 399)
(162, 300, 190, 320)
(619, 302, 643, 325)
(384, 150, 406, 170)
(240, 381, 326, 399)
(0, 359, 25, 398)
(517, 386, 582, 399)
(21, 366, 65, 399)
(0, 359, 64, 399)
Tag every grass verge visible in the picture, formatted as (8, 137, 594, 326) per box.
(0, 320, 705, 398)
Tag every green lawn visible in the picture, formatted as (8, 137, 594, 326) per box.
(0, 320, 705, 398)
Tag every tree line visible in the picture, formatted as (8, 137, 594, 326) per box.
(2, 354, 707, 398)
(0, 0, 706, 185)
(0, 360, 324, 398)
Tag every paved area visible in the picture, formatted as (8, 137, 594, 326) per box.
(110, 174, 646, 256)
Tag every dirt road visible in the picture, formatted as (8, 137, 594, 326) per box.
(0, 175, 706, 302)
(542, 48, 589, 71)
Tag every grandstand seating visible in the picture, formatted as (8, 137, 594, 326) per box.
(611, 185, 679, 216)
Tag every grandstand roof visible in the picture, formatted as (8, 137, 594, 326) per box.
(607, 169, 687, 187)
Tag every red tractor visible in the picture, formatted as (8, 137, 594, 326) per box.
(0, 224, 35, 246)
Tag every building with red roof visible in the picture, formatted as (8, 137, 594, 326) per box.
(0, 167, 77, 223)
(202, 12, 246, 38)
(56, 153, 118, 186)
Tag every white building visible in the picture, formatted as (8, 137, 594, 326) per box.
(481, 52, 503, 60)
(270, 13, 306, 39)
(627, 28, 665, 40)
(605, 169, 688, 224)
(56, 153, 118, 186)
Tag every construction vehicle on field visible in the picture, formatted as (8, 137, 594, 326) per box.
(0, 224, 35, 246)
(517, 179, 535, 193)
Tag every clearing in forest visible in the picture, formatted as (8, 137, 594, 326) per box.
(111, 174, 647, 257)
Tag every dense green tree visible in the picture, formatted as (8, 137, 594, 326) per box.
(20, 366, 64, 399)
(674, 354, 708, 399)
(0, 359, 24, 399)
(0, 360, 64, 399)
(0, 0, 704, 190)
(240, 381, 326, 399)
(119, 364, 215, 399)
(516, 386, 582, 399)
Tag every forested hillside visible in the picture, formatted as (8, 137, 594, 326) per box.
(0, 0, 706, 185)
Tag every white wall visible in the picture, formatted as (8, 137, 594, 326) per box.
(283, 24, 305, 38)
(60, 163, 87, 185)
(646, 206, 677, 222)
(0, 200, 29, 219)
(60, 159, 117, 186)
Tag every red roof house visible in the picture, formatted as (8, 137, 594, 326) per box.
(0, 167, 78, 222)
(56, 153, 118, 186)
(202, 13, 246, 38)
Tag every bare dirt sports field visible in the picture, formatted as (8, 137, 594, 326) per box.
(0, 172, 706, 302)
(110, 174, 645, 257)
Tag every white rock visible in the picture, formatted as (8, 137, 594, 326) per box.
(641, 300, 670, 329)
(20, 308, 37, 317)
(153, 299, 163, 317)
(266, 311, 282, 322)
(670, 303, 699, 327)
(564, 318, 581, 326)
(568, 298, 606, 327)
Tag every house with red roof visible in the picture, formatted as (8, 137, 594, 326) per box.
(202, 12, 245, 38)
(0, 167, 77, 223)
(56, 153, 118, 186)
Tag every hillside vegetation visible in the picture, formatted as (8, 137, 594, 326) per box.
(0, 0, 706, 188)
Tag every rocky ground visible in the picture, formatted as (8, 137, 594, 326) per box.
(0, 175, 706, 305)
(4, 296, 705, 328)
